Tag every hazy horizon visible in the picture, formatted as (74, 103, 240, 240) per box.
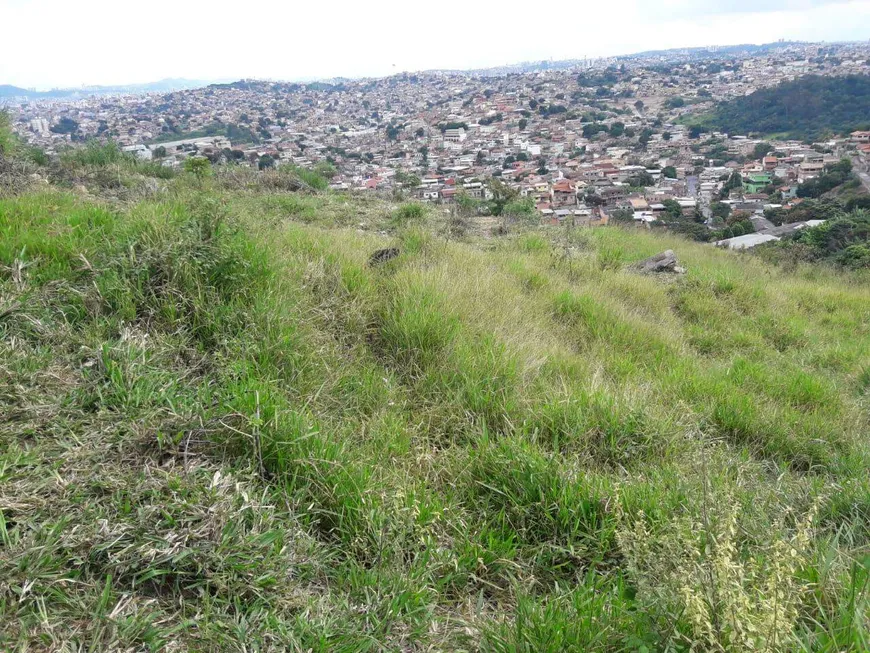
(2, 0, 870, 89)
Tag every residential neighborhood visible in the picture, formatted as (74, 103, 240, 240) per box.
(5, 40, 870, 242)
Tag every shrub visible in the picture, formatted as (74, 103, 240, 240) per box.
(392, 202, 425, 223)
(0, 111, 16, 156)
(183, 156, 211, 178)
(616, 489, 820, 652)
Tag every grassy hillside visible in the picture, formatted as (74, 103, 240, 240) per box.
(695, 74, 870, 141)
(1, 158, 869, 650)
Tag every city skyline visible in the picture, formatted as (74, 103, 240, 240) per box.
(2, 0, 869, 89)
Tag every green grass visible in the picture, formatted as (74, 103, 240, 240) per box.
(0, 174, 868, 650)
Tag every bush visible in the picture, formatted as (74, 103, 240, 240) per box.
(837, 244, 870, 269)
(62, 141, 127, 167)
(392, 202, 426, 223)
(183, 156, 212, 178)
(0, 111, 16, 156)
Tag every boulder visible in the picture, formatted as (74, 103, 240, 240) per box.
(634, 250, 685, 273)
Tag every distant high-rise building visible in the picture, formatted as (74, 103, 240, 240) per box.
(30, 118, 49, 135)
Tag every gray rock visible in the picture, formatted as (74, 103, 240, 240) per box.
(634, 250, 685, 273)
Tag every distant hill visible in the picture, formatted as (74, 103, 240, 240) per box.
(700, 74, 870, 141)
(0, 85, 72, 99)
(0, 78, 217, 101)
(618, 41, 807, 62)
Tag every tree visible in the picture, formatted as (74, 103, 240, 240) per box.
(518, 118, 528, 131)
(486, 178, 520, 215)
(634, 100, 645, 111)
(152, 146, 167, 159)
(662, 166, 677, 179)
(719, 172, 743, 198)
(50, 117, 79, 135)
(710, 201, 731, 221)
(705, 75, 870, 142)
(662, 131, 672, 141)
(638, 128, 654, 147)
(752, 142, 773, 160)
(314, 161, 337, 179)
(610, 122, 625, 137)
(629, 172, 655, 187)
(183, 156, 211, 179)
(662, 199, 683, 219)
(415, 127, 425, 138)
(395, 170, 421, 188)
(257, 154, 275, 170)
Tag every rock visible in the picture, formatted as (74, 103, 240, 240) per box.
(368, 247, 401, 267)
(634, 250, 685, 273)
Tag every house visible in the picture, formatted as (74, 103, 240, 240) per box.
(799, 161, 824, 179)
(716, 233, 780, 250)
(850, 131, 870, 144)
(123, 144, 152, 160)
(551, 179, 577, 208)
(597, 185, 627, 205)
(629, 197, 649, 211)
(675, 198, 698, 217)
(744, 173, 772, 194)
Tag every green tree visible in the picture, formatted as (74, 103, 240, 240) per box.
(518, 118, 528, 130)
(662, 199, 683, 219)
(710, 201, 731, 221)
(50, 117, 79, 135)
(629, 172, 655, 187)
(0, 111, 16, 156)
(753, 142, 773, 160)
(638, 128, 654, 147)
(183, 156, 211, 179)
(662, 166, 677, 179)
(314, 161, 337, 179)
(486, 178, 519, 215)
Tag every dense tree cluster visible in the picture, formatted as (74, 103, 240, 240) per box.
(704, 75, 870, 141)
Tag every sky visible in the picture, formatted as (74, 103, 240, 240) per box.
(2, 0, 869, 89)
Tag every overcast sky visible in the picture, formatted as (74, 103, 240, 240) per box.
(2, 0, 869, 89)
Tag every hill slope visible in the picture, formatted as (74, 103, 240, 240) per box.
(1, 162, 869, 649)
(701, 74, 870, 141)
